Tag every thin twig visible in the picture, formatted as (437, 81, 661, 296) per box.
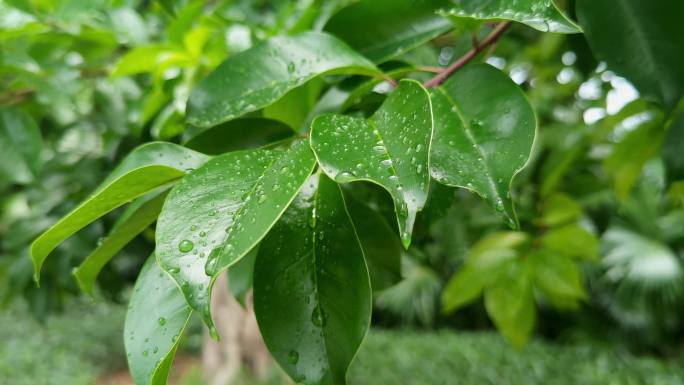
(423, 22, 511, 88)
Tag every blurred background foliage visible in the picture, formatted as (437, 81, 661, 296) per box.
(1, 0, 684, 383)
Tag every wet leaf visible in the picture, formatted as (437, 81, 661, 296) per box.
(310, 79, 433, 247)
(156, 140, 316, 332)
(441, 0, 581, 33)
(253, 173, 371, 385)
(125, 255, 192, 385)
(324, 0, 452, 63)
(186, 31, 379, 128)
(430, 64, 536, 228)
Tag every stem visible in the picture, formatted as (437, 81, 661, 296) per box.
(423, 22, 511, 88)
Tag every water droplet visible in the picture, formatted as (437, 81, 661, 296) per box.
(158, 317, 166, 326)
(311, 306, 326, 327)
(288, 350, 299, 364)
(495, 199, 504, 212)
(178, 240, 194, 253)
(190, 225, 198, 231)
(335, 171, 356, 182)
(287, 62, 296, 73)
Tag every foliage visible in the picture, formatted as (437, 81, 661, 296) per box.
(1, 0, 683, 384)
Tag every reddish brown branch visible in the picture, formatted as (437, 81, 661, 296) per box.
(423, 22, 511, 88)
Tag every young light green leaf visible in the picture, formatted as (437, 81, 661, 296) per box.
(186, 31, 379, 128)
(31, 143, 209, 282)
(156, 140, 316, 333)
(540, 224, 598, 261)
(440, 0, 581, 33)
(253, 173, 371, 385)
(484, 261, 536, 348)
(529, 251, 586, 309)
(73, 190, 169, 296)
(343, 190, 402, 291)
(0, 107, 43, 184)
(125, 254, 192, 385)
(310, 79, 433, 247)
(577, 0, 684, 110)
(429, 64, 536, 228)
(442, 231, 528, 313)
(323, 0, 452, 63)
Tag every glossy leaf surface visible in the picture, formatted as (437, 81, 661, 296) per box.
(577, 0, 684, 109)
(441, 0, 581, 33)
(324, 0, 452, 63)
(156, 140, 316, 331)
(254, 173, 371, 385)
(186, 32, 379, 128)
(31, 143, 209, 281)
(74, 190, 169, 295)
(311, 79, 433, 247)
(125, 255, 192, 385)
(430, 64, 536, 227)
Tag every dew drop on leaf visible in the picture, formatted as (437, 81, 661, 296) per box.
(288, 350, 299, 364)
(178, 240, 194, 253)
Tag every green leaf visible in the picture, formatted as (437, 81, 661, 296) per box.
(186, 31, 379, 128)
(442, 231, 528, 313)
(253, 173, 371, 385)
(484, 261, 535, 348)
(31, 143, 209, 282)
(429, 64, 536, 227)
(228, 245, 258, 307)
(540, 224, 598, 261)
(576, 0, 684, 109)
(530, 251, 586, 309)
(73, 190, 169, 296)
(310, 79, 433, 247)
(183, 118, 294, 155)
(156, 140, 316, 332)
(343, 190, 402, 291)
(125, 254, 192, 385)
(0, 107, 42, 185)
(663, 110, 684, 184)
(111, 45, 190, 77)
(323, 0, 452, 63)
(441, 0, 581, 33)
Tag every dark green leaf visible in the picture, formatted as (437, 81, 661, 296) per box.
(430, 64, 536, 227)
(441, 0, 581, 33)
(253, 173, 371, 385)
(186, 32, 379, 128)
(31, 143, 209, 282)
(577, 0, 684, 109)
(343, 190, 402, 291)
(663, 110, 684, 183)
(183, 118, 294, 155)
(310, 79, 433, 247)
(228, 245, 258, 307)
(323, 0, 452, 63)
(73, 190, 169, 296)
(125, 255, 192, 385)
(156, 140, 316, 332)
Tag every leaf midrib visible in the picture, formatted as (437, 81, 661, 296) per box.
(435, 86, 503, 204)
